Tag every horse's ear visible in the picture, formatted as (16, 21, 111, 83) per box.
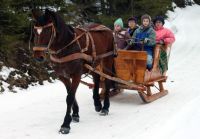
(44, 8, 60, 32)
(44, 9, 52, 21)
(32, 9, 42, 21)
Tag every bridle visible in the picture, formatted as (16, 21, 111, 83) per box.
(32, 22, 81, 55)
(32, 22, 56, 53)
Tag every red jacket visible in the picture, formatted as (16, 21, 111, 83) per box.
(155, 26, 175, 45)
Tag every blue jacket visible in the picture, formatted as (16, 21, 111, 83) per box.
(132, 26, 156, 51)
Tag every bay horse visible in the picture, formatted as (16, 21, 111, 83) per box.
(31, 9, 115, 134)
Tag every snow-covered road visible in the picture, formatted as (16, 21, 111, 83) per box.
(1, 5, 200, 139)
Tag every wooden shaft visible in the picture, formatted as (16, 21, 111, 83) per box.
(80, 80, 94, 89)
(84, 64, 146, 91)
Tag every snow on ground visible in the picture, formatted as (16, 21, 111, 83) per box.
(1, 4, 200, 139)
(0, 66, 15, 80)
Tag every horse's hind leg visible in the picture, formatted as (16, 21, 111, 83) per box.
(100, 57, 113, 115)
(59, 75, 80, 134)
(92, 73, 102, 112)
(72, 98, 79, 122)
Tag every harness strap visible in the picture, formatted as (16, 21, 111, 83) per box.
(49, 32, 85, 55)
(49, 29, 90, 55)
(50, 53, 93, 63)
(76, 28, 90, 53)
(96, 51, 113, 59)
(47, 24, 56, 50)
(50, 51, 114, 63)
(84, 64, 146, 91)
(87, 32, 96, 59)
(87, 25, 111, 32)
(33, 47, 48, 51)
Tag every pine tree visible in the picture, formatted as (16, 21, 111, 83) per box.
(194, 0, 200, 4)
(74, 0, 172, 28)
(173, 0, 186, 7)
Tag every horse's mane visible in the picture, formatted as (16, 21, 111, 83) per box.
(44, 9, 75, 45)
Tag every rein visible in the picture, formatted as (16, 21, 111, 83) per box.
(49, 25, 114, 63)
(49, 31, 87, 55)
(50, 51, 114, 64)
(50, 25, 112, 56)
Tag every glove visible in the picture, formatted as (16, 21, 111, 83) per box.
(159, 39, 165, 45)
(144, 38, 151, 44)
(127, 39, 134, 46)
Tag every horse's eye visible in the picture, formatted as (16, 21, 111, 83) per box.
(37, 28, 43, 35)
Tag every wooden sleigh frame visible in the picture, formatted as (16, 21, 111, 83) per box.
(83, 44, 172, 103)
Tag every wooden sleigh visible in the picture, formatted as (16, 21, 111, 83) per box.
(114, 44, 172, 103)
(83, 44, 172, 103)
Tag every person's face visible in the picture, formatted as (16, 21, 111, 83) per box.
(155, 20, 163, 29)
(114, 24, 122, 32)
(142, 19, 150, 27)
(128, 20, 136, 29)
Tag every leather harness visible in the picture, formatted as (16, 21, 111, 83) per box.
(33, 23, 114, 64)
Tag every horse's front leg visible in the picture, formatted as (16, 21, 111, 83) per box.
(100, 79, 111, 115)
(59, 75, 80, 134)
(92, 73, 102, 112)
(72, 98, 79, 122)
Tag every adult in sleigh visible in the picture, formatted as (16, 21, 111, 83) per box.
(153, 16, 175, 75)
(113, 14, 175, 102)
(126, 14, 175, 77)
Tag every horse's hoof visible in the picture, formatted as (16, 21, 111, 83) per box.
(95, 106, 102, 112)
(72, 116, 79, 123)
(72, 113, 79, 122)
(99, 109, 109, 116)
(59, 127, 70, 134)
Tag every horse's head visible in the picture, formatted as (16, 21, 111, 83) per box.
(31, 9, 75, 62)
(31, 9, 57, 62)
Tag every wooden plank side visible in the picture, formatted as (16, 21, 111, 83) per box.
(135, 60, 147, 83)
(115, 58, 131, 81)
(117, 50, 147, 60)
(114, 50, 147, 83)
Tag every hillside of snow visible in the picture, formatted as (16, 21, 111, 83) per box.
(1, 4, 200, 139)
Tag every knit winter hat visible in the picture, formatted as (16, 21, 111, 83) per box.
(128, 17, 137, 23)
(114, 18, 124, 28)
(141, 14, 151, 22)
(153, 16, 165, 25)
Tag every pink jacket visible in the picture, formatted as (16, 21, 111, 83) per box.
(155, 27, 175, 45)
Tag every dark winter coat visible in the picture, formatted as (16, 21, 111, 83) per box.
(132, 26, 156, 51)
(127, 26, 138, 37)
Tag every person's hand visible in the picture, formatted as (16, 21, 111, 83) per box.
(144, 38, 151, 44)
(127, 39, 134, 45)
